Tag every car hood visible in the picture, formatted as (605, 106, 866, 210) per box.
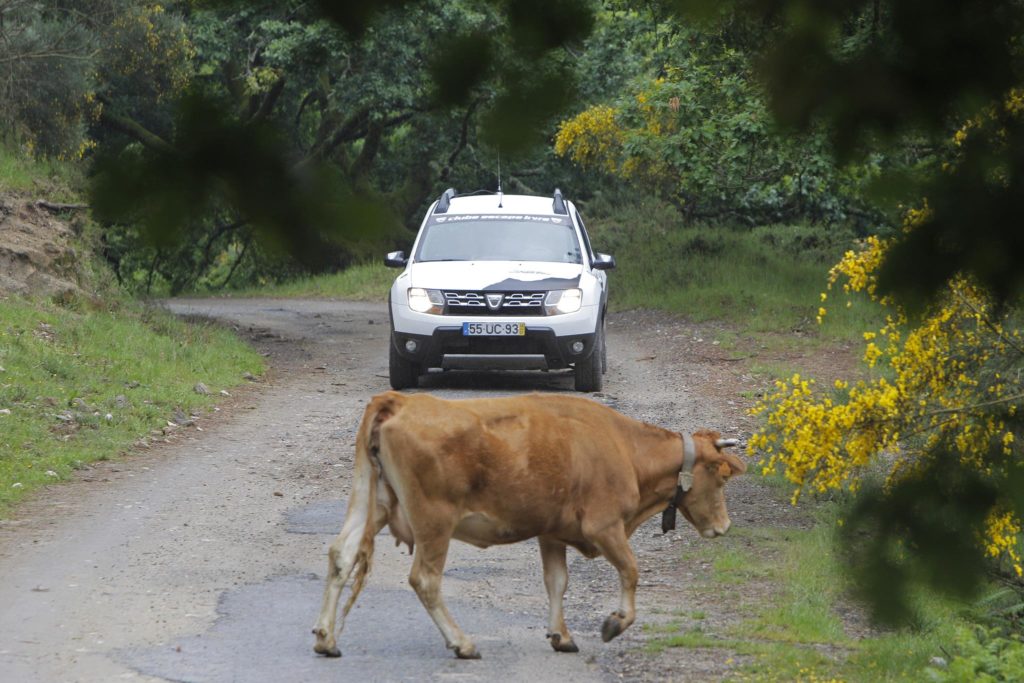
(407, 261, 584, 291)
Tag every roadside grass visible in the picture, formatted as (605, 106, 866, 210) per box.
(644, 497, 972, 681)
(0, 296, 264, 514)
(219, 262, 394, 301)
(0, 145, 82, 200)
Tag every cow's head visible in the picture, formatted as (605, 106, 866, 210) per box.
(678, 430, 746, 538)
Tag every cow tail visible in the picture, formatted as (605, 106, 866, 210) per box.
(340, 392, 401, 620)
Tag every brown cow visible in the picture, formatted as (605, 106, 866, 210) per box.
(312, 391, 745, 659)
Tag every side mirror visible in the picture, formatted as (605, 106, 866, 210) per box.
(592, 253, 616, 270)
(384, 251, 408, 268)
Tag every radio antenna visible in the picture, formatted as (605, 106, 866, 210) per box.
(497, 151, 503, 208)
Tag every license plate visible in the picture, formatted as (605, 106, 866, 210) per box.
(462, 322, 526, 336)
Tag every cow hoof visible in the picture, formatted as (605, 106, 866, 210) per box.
(548, 633, 579, 653)
(454, 643, 481, 660)
(601, 611, 626, 643)
(312, 628, 342, 657)
(313, 643, 342, 658)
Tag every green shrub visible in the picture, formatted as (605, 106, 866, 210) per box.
(928, 627, 1024, 682)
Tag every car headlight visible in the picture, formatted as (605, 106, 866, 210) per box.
(544, 288, 583, 315)
(407, 287, 444, 314)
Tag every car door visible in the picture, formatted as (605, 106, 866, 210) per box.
(573, 209, 608, 310)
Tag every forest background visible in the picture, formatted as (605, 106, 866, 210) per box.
(4, 0, 1024, 679)
(2, 0, 907, 293)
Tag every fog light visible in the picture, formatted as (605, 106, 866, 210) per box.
(571, 340, 585, 354)
(405, 339, 418, 353)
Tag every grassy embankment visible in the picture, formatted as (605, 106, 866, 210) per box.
(0, 148, 264, 514)
(642, 502, 1006, 681)
(0, 149, 81, 198)
(223, 198, 1019, 680)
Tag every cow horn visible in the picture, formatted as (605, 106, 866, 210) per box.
(715, 438, 740, 449)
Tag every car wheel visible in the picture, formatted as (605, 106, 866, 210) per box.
(389, 339, 420, 390)
(574, 331, 603, 392)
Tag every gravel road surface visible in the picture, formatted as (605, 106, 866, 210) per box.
(0, 299, 802, 682)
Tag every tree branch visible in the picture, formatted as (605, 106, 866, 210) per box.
(196, 217, 246, 279)
(35, 199, 88, 212)
(302, 106, 371, 164)
(294, 88, 325, 142)
(350, 122, 382, 186)
(97, 98, 177, 156)
(440, 98, 482, 182)
(0, 50, 97, 63)
(301, 107, 416, 168)
(218, 235, 252, 290)
(247, 76, 286, 125)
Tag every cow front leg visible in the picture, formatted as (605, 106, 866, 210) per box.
(585, 521, 638, 642)
(539, 537, 578, 653)
(409, 534, 479, 659)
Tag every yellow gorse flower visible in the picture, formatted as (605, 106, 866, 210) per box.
(751, 203, 1023, 574)
(554, 105, 623, 175)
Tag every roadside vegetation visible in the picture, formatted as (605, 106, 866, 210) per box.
(0, 149, 264, 514)
(0, 296, 263, 512)
(645, 503, 1016, 682)
(223, 261, 394, 302)
(0, 147, 81, 200)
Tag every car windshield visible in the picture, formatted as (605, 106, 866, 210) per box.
(415, 219, 582, 263)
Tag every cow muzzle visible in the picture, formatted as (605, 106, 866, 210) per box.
(701, 519, 731, 538)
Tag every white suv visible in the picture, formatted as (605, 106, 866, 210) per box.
(385, 188, 614, 391)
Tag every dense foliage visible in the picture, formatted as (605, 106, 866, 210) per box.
(4, 0, 923, 291)
(2, 0, 602, 292)
(555, 20, 884, 227)
(90, 0, 505, 293)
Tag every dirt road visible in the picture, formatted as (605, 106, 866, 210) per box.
(0, 298, 796, 682)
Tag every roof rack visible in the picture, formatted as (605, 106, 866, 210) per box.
(434, 187, 457, 214)
(552, 188, 568, 215)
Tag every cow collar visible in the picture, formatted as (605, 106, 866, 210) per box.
(679, 432, 697, 492)
(661, 432, 697, 533)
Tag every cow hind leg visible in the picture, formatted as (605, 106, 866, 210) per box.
(409, 533, 479, 659)
(539, 537, 578, 653)
(312, 499, 388, 657)
(585, 521, 638, 642)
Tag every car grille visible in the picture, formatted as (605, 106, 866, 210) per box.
(443, 291, 547, 316)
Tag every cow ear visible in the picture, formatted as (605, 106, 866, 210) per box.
(722, 452, 746, 476)
(694, 428, 722, 444)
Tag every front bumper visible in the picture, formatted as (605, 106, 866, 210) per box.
(390, 300, 600, 370)
(391, 326, 597, 370)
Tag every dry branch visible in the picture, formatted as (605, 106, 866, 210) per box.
(35, 199, 88, 213)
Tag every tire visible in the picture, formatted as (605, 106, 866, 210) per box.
(389, 340, 420, 390)
(600, 317, 608, 374)
(574, 330, 604, 392)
